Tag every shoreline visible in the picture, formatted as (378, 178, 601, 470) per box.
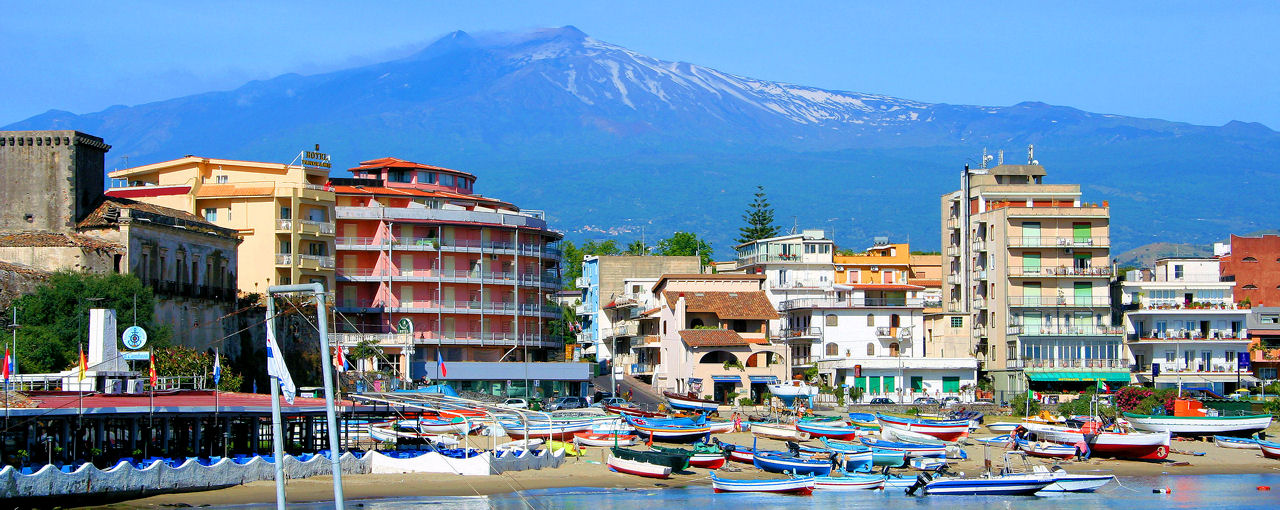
(108, 427, 1280, 508)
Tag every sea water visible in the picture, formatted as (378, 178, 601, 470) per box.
(227, 474, 1280, 509)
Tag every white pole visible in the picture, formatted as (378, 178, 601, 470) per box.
(269, 375, 287, 510)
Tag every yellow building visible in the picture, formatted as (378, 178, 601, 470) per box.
(107, 156, 335, 294)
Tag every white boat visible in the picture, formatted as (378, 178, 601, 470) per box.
(987, 422, 1021, 433)
(399, 417, 473, 435)
(921, 474, 1055, 496)
(368, 425, 460, 446)
(880, 426, 947, 445)
(768, 379, 820, 404)
(751, 422, 810, 441)
(1035, 466, 1115, 493)
(607, 454, 672, 479)
(908, 456, 949, 470)
(1123, 412, 1274, 436)
(495, 438, 544, 450)
(1213, 435, 1260, 449)
(706, 420, 735, 434)
(813, 474, 886, 490)
(1021, 423, 1171, 460)
(711, 474, 815, 494)
(572, 432, 639, 447)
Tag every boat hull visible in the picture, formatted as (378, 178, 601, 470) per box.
(813, 474, 885, 490)
(1022, 424, 1170, 460)
(1016, 438, 1077, 459)
(860, 438, 946, 458)
(925, 476, 1054, 496)
(987, 422, 1020, 433)
(1041, 474, 1115, 492)
(796, 422, 865, 440)
(753, 453, 832, 476)
(573, 432, 639, 447)
(608, 455, 672, 479)
(1261, 440, 1280, 459)
(663, 392, 720, 412)
(1213, 435, 1259, 449)
(502, 422, 594, 442)
(711, 475, 815, 494)
(1123, 413, 1274, 436)
(877, 414, 970, 442)
(689, 452, 728, 469)
(752, 423, 810, 442)
(605, 405, 667, 418)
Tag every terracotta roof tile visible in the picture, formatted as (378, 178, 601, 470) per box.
(78, 197, 216, 230)
(678, 329, 767, 347)
(0, 231, 122, 252)
(0, 260, 50, 277)
(350, 157, 477, 179)
(663, 291, 779, 320)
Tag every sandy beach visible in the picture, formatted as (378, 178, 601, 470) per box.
(109, 421, 1280, 509)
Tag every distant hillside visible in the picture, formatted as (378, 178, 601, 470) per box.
(6, 26, 1280, 256)
(1113, 242, 1213, 269)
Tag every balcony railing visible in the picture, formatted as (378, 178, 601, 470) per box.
(1008, 358, 1128, 370)
(973, 268, 988, 280)
(335, 206, 548, 230)
(1008, 295, 1111, 308)
(946, 274, 961, 285)
(875, 327, 912, 339)
(297, 254, 335, 269)
(1009, 325, 1125, 336)
(275, 253, 292, 266)
(1007, 236, 1110, 248)
(778, 326, 823, 339)
(1135, 300, 1241, 311)
(779, 297, 923, 310)
(973, 297, 987, 309)
(604, 323, 641, 338)
(1127, 329, 1249, 341)
(276, 219, 293, 231)
(335, 268, 558, 287)
(1131, 362, 1245, 374)
(1008, 266, 1113, 278)
(298, 219, 335, 235)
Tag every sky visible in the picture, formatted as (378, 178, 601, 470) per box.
(2, 1, 1277, 129)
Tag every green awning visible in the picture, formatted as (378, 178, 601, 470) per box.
(1026, 371, 1129, 382)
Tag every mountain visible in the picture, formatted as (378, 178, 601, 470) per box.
(7, 26, 1280, 256)
(1113, 242, 1214, 270)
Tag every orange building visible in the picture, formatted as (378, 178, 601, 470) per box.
(1220, 234, 1280, 307)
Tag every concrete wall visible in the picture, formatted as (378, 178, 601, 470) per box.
(0, 131, 109, 233)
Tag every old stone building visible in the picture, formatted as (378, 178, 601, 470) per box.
(0, 131, 110, 233)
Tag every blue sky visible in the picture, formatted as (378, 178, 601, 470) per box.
(3, 1, 1277, 128)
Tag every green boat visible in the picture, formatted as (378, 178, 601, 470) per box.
(610, 446, 691, 471)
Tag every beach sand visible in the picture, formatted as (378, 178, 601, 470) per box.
(109, 422, 1280, 508)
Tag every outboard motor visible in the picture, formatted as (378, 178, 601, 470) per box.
(786, 441, 801, 456)
(905, 472, 933, 496)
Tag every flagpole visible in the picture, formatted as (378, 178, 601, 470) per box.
(265, 298, 288, 510)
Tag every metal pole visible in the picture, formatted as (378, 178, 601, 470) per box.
(265, 297, 287, 510)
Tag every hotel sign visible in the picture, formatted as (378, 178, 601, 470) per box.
(301, 149, 331, 170)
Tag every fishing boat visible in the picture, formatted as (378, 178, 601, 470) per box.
(987, 422, 1021, 433)
(706, 420, 735, 434)
(716, 440, 756, 464)
(1000, 451, 1114, 492)
(879, 426, 947, 445)
(607, 454, 672, 479)
(847, 412, 881, 430)
(792, 444, 872, 473)
(610, 446, 691, 471)
(548, 440, 583, 456)
(972, 435, 1013, 446)
(710, 474, 815, 495)
(663, 391, 721, 412)
(751, 422, 810, 441)
(860, 437, 946, 458)
(495, 438, 544, 450)
(499, 420, 595, 441)
(877, 413, 970, 442)
(812, 473, 886, 490)
(1122, 412, 1274, 436)
(604, 404, 667, 418)
(796, 421, 866, 440)
(405, 417, 474, 435)
(1021, 423, 1171, 460)
(768, 379, 819, 405)
(368, 425, 460, 445)
(1014, 438, 1077, 459)
(821, 437, 904, 466)
(918, 475, 1055, 496)
(653, 443, 727, 469)
(1260, 439, 1280, 459)
(623, 415, 713, 443)
(752, 451, 833, 476)
(573, 432, 639, 447)
(1213, 435, 1259, 449)
(908, 457, 949, 470)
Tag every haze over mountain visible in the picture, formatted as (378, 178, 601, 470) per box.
(7, 26, 1279, 257)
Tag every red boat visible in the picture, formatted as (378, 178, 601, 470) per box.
(605, 404, 667, 418)
(1022, 423, 1171, 460)
(689, 452, 728, 469)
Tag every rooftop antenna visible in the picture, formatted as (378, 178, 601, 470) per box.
(1027, 144, 1038, 165)
(981, 148, 992, 169)
(998, 149, 1004, 166)
(791, 216, 798, 235)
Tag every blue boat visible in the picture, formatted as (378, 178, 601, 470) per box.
(860, 437, 946, 458)
(1213, 435, 1259, 449)
(796, 420, 867, 440)
(921, 475, 1054, 496)
(623, 414, 713, 443)
(820, 437, 905, 467)
(793, 443, 873, 472)
(751, 438, 832, 476)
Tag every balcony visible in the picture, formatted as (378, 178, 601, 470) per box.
(946, 273, 962, 285)
(1007, 236, 1110, 248)
(1007, 266, 1113, 278)
(414, 332, 562, 349)
(973, 297, 987, 309)
(1127, 330, 1249, 342)
(1007, 358, 1128, 370)
(947, 216, 959, 229)
(736, 252, 828, 266)
(604, 323, 641, 338)
(575, 276, 589, 289)
(875, 327, 912, 340)
(971, 238, 986, 251)
(298, 219, 336, 236)
(276, 219, 293, 232)
(335, 206, 549, 230)
(297, 254, 335, 270)
(973, 268, 988, 280)
(1009, 325, 1125, 336)
(778, 326, 823, 339)
(1131, 301, 1244, 311)
(334, 268, 558, 287)
(330, 332, 413, 347)
(972, 325, 987, 337)
(779, 297, 923, 311)
(1008, 295, 1111, 308)
(946, 246, 959, 256)
(275, 253, 292, 266)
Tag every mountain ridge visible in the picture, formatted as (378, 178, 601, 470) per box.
(5, 26, 1278, 256)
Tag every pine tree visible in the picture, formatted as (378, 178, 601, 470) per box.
(737, 185, 780, 244)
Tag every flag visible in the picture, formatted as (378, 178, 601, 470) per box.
(334, 345, 347, 373)
(148, 353, 157, 387)
(78, 345, 87, 382)
(1097, 380, 1109, 392)
(265, 312, 296, 404)
(212, 349, 222, 386)
(3, 348, 11, 383)
(436, 350, 447, 378)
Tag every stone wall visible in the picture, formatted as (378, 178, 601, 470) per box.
(0, 131, 109, 233)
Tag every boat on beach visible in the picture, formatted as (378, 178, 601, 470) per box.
(716, 440, 756, 464)
(812, 473, 885, 490)
(604, 404, 667, 418)
(368, 425, 461, 445)
(1122, 412, 1274, 436)
(795, 420, 867, 440)
(662, 391, 721, 412)
(1014, 438, 1077, 459)
(987, 422, 1021, 433)
(573, 432, 639, 447)
(767, 379, 820, 405)
(711, 474, 815, 494)
(847, 412, 880, 430)
(919, 474, 1055, 496)
(1260, 439, 1280, 459)
(495, 438, 544, 450)
(607, 454, 672, 479)
(879, 426, 947, 445)
(751, 422, 810, 441)
(1213, 435, 1259, 449)
(653, 443, 727, 469)
(877, 413, 970, 442)
(623, 415, 713, 443)
(498, 419, 595, 441)
(820, 437, 904, 467)
(860, 437, 946, 458)
(1020, 423, 1171, 460)
(752, 450, 832, 476)
(610, 446, 691, 471)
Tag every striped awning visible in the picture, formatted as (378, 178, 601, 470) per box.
(1026, 371, 1129, 382)
(749, 376, 780, 384)
(712, 375, 743, 383)
(687, 378, 702, 384)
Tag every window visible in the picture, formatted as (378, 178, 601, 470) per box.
(203, 208, 217, 222)
(826, 343, 839, 357)
(1226, 350, 1236, 367)
(280, 206, 291, 219)
(866, 314, 875, 326)
(950, 316, 963, 328)
(215, 175, 228, 184)
(866, 343, 875, 356)
(389, 170, 411, 183)
(825, 314, 838, 327)
(418, 171, 435, 184)
(279, 241, 291, 254)
(440, 174, 455, 186)
(1242, 257, 1258, 262)
(1174, 265, 1184, 279)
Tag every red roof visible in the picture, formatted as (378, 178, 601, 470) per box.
(677, 329, 768, 347)
(663, 291, 779, 320)
(22, 390, 345, 415)
(350, 157, 477, 179)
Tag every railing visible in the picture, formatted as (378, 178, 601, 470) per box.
(1007, 266, 1113, 277)
(780, 297, 923, 310)
(575, 276, 588, 289)
(331, 332, 413, 346)
(972, 297, 986, 309)
(276, 219, 293, 231)
(1007, 236, 1110, 248)
(779, 326, 823, 338)
(946, 274, 961, 284)
(972, 325, 987, 337)
(1137, 300, 1240, 310)
(973, 268, 988, 280)
(297, 254, 335, 269)
(335, 268, 558, 286)
(1132, 362, 1245, 374)
(334, 206, 549, 229)
(922, 299, 942, 309)
(1008, 358, 1127, 370)
(736, 253, 818, 265)
(275, 254, 292, 265)
(298, 219, 335, 235)
(604, 323, 641, 338)
(1127, 329, 1248, 341)
(1007, 295, 1111, 307)
(946, 246, 959, 256)
(1009, 325, 1125, 336)
(971, 238, 986, 251)
(874, 327, 912, 339)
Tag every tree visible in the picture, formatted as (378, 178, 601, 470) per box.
(737, 185, 780, 244)
(6, 271, 170, 373)
(153, 345, 242, 392)
(654, 232, 713, 267)
(347, 338, 385, 371)
(625, 239, 647, 255)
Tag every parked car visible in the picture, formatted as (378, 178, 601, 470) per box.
(545, 396, 589, 411)
(941, 396, 962, 407)
(912, 397, 941, 406)
(867, 397, 895, 405)
(594, 397, 628, 408)
(593, 391, 615, 403)
(501, 398, 528, 409)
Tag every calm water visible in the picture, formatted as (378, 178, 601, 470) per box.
(232, 474, 1280, 509)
